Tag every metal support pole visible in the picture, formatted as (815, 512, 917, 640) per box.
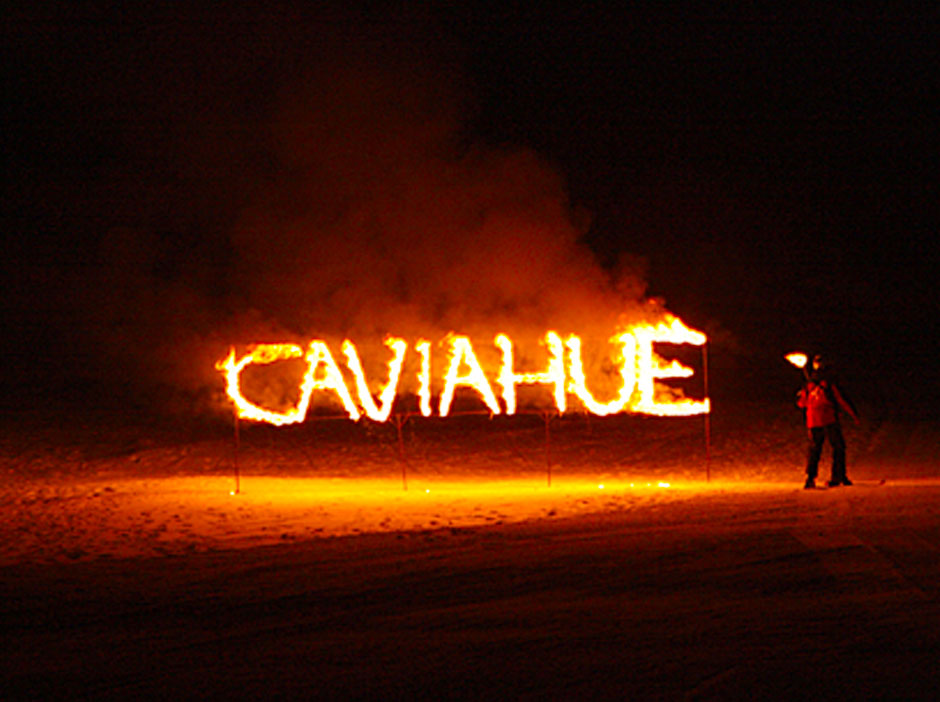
(703, 342, 711, 483)
(543, 411, 552, 487)
(233, 408, 241, 495)
(395, 414, 407, 491)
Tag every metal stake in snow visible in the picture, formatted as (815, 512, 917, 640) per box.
(232, 406, 241, 495)
(703, 342, 710, 483)
(394, 413, 408, 491)
(543, 410, 553, 487)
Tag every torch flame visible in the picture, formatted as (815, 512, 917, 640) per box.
(785, 352, 808, 369)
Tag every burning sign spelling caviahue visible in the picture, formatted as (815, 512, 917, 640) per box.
(216, 314, 709, 425)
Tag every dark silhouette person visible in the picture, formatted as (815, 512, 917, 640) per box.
(797, 354, 860, 488)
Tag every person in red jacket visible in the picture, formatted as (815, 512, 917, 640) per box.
(797, 354, 860, 488)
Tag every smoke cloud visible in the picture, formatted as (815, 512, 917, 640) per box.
(216, 38, 660, 410)
(13, 7, 661, 417)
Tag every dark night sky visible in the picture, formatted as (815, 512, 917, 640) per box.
(3, 3, 936, 412)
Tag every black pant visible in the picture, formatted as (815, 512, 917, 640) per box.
(806, 423, 847, 482)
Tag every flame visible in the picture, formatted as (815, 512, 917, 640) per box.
(416, 339, 432, 417)
(218, 315, 710, 424)
(216, 344, 307, 425)
(216, 341, 362, 424)
(439, 335, 501, 417)
(632, 316, 709, 417)
(785, 352, 808, 369)
(303, 340, 362, 420)
(342, 337, 407, 422)
(565, 332, 635, 416)
(495, 332, 566, 414)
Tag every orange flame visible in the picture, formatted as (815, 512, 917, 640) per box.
(342, 337, 407, 422)
(632, 316, 709, 416)
(439, 335, 501, 417)
(565, 332, 635, 416)
(785, 352, 808, 369)
(303, 340, 362, 420)
(217, 344, 307, 425)
(495, 332, 566, 415)
(415, 339, 432, 417)
(217, 315, 709, 423)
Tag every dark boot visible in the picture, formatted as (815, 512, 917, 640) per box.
(828, 424, 849, 485)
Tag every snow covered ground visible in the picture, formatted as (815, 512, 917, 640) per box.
(2, 400, 939, 698)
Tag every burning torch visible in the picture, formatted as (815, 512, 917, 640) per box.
(785, 352, 810, 381)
